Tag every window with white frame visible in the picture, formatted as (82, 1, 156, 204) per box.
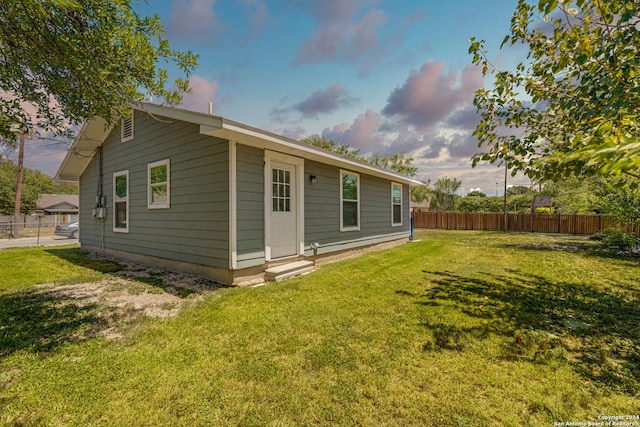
(272, 167, 291, 212)
(392, 182, 402, 226)
(113, 170, 129, 232)
(121, 109, 134, 142)
(340, 170, 360, 231)
(148, 159, 170, 209)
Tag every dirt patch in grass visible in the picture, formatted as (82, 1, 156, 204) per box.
(34, 265, 225, 340)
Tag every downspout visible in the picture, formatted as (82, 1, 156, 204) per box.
(95, 146, 106, 250)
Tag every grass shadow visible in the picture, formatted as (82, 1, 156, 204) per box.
(0, 287, 106, 358)
(409, 269, 640, 396)
(499, 241, 640, 263)
(133, 274, 199, 297)
(44, 247, 124, 274)
(0, 248, 225, 359)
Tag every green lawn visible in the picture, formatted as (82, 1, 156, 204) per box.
(1, 231, 639, 426)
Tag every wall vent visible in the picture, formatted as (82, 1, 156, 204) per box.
(121, 110, 134, 142)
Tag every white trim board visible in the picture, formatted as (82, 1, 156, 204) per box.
(264, 150, 305, 261)
(229, 140, 238, 269)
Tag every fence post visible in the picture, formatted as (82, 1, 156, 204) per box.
(36, 215, 41, 246)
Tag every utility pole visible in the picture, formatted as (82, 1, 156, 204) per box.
(12, 131, 25, 238)
(503, 162, 508, 232)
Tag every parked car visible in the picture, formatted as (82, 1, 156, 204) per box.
(55, 221, 79, 239)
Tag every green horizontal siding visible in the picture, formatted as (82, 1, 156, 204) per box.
(304, 160, 410, 251)
(79, 109, 230, 269)
(236, 144, 265, 269)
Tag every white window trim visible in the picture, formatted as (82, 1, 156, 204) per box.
(340, 169, 360, 232)
(147, 159, 170, 209)
(113, 170, 129, 233)
(121, 109, 134, 143)
(391, 182, 403, 226)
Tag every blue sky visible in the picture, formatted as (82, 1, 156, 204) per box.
(24, 0, 530, 195)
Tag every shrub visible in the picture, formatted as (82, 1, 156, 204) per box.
(534, 207, 553, 214)
(592, 228, 638, 251)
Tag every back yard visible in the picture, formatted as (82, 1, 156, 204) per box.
(0, 230, 638, 426)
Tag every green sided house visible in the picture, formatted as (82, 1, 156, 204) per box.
(56, 103, 423, 285)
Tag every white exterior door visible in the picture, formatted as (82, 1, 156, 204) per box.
(269, 161, 297, 258)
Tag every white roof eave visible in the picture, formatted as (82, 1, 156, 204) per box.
(55, 118, 114, 182)
(55, 103, 425, 186)
(204, 119, 425, 186)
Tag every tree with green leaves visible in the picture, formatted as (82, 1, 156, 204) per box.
(541, 177, 602, 214)
(506, 186, 532, 196)
(0, 160, 76, 215)
(469, 0, 640, 182)
(0, 0, 198, 139)
(301, 135, 419, 177)
(431, 177, 462, 211)
(368, 152, 418, 178)
(301, 135, 362, 161)
(456, 194, 491, 212)
(595, 177, 640, 226)
(410, 183, 431, 204)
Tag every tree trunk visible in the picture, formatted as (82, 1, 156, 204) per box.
(12, 132, 25, 238)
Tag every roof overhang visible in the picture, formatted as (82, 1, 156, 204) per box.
(55, 118, 113, 182)
(207, 118, 425, 187)
(44, 209, 79, 213)
(55, 104, 224, 182)
(56, 103, 425, 186)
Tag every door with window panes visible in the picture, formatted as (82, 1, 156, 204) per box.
(269, 161, 297, 258)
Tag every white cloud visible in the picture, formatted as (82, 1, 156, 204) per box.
(166, 0, 220, 40)
(179, 75, 220, 113)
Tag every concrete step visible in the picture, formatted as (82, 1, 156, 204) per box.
(264, 260, 314, 282)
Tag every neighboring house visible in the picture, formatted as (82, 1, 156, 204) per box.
(56, 103, 423, 285)
(34, 194, 79, 225)
(36, 194, 79, 214)
(410, 199, 432, 213)
(531, 196, 554, 213)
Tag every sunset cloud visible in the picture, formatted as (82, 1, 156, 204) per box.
(382, 61, 483, 129)
(238, 0, 269, 40)
(179, 75, 220, 113)
(447, 133, 480, 159)
(271, 83, 357, 121)
(166, 0, 220, 40)
(322, 109, 384, 150)
(295, 0, 387, 65)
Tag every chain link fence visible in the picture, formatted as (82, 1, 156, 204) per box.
(0, 215, 79, 239)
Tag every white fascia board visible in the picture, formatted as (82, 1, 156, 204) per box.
(138, 102, 223, 132)
(55, 118, 113, 182)
(56, 103, 223, 182)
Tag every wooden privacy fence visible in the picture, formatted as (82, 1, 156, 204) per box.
(412, 211, 640, 236)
